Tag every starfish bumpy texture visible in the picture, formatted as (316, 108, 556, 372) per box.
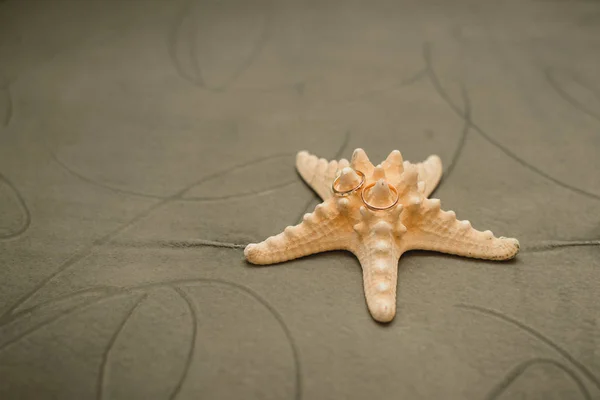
(244, 148, 520, 323)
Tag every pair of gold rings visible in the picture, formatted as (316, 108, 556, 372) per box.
(332, 170, 399, 211)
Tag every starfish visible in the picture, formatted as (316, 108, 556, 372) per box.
(244, 148, 520, 323)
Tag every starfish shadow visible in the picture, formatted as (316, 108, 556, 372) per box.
(401, 250, 520, 267)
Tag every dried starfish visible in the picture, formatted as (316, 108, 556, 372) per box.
(244, 149, 520, 323)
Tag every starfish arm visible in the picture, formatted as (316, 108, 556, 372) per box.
(355, 246, 402, 323)
(245, 199, 355, 265)
(296, 151, 349, 201)
(351, 204, 406, 323)
(409, 155, 443, 198)
(404, 199, 520, 260)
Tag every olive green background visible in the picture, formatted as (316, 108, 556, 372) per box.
(1, 0, 599, 399)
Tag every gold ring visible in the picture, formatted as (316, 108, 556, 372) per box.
(361, 182, 400, 211)
(332, 169, 366, 196)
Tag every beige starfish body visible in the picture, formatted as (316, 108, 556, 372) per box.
(244, 149, 520, 323)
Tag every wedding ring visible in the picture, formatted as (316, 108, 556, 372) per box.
(332, 169, 366, 196)
(361, 182, 400, 211)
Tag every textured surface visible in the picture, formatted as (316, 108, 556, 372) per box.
(247, 148, 519, 322)
(0, 0, 599, 399)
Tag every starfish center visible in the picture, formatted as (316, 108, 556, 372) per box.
(363, 179, 396, 209)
